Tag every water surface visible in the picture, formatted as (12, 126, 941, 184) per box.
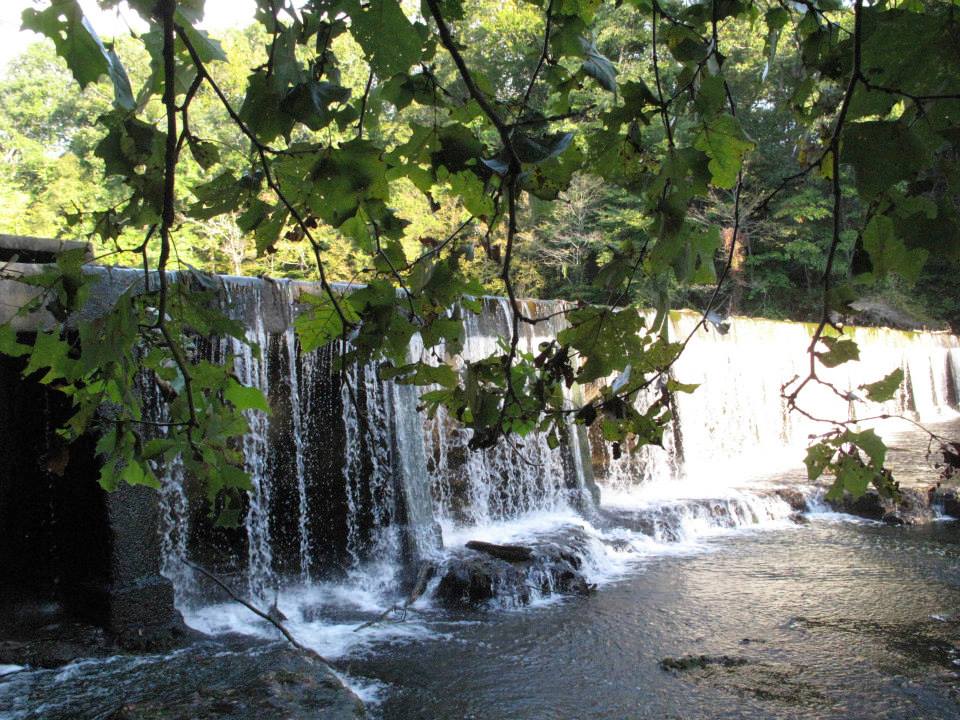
(351, 518, 960, 719)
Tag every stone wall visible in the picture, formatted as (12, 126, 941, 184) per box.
(0, 350, 184, 648)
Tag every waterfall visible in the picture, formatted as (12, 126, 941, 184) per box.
(423, 297, 587, 529)
(158, 453, 193, 602)
(389, 377, 441, 558)
(285, 327, 313, 582)
(664, 313, 960, 485)
(140, 272, 959, 616)
(340, 361, 365, 567)
(233, 297, 275, 602)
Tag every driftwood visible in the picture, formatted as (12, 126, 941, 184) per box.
(465, 540, 533, 563)
(353, 562, 435, 632)
(183, 560, 335, 673)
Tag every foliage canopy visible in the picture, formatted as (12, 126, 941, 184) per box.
(2, 0, 960, 509)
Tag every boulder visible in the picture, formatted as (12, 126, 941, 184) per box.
(434, 530, 594, 609)
(773, 488, 808, 512)
(825, 488, 935, 525)
(435, 556, 529, 608)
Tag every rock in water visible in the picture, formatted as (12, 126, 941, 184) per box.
(435, 531, 594, 609)
(660, 654, 748, 672)
(933, 486, 960, 518)
(773, 488, 808, 512)
(435, 556, 530, 608)
(107, 644, 366, 720)
(825, 488, 935, 525)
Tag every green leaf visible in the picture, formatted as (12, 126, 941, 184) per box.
(647, 224, 719, 284)
(22, 1, 108, 90)
(693, 114, 754, 189)
(382, 361, 459, 388)
(239, 71, 295, 144)
(104, 46, 135, 111)
(188, 137, 221, 170)
(580, 38, 617, 93)
(0, 325, 30, 358)
(281, 81, 351, 131)
(694, 75, 726, 120)
(831, 454, 874, 498)
(861, 215, 928, 284)
(442, 168, 494, 217)
(846, 428, 887, 469)
(295, 292, 357, 353)
(514, 132, 575, 165)
(815, 336, 860, 368)
(804, 441, 835, 481)
(225, 379, 270, 413)
(666, 379, 699, 394)
(841, 121, 929, 199)
(859, 368, 904, 403)
(349, 0, 423, 77)
(558, 305, 651, 383)
(175, 11, 226, 63)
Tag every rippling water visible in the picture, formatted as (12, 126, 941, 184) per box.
(352, 518, 960, 719)
(3, 423, 959, 719)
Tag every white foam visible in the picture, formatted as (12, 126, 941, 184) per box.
(335, 672, 391, 705)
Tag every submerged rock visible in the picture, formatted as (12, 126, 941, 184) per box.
(659, 654, 749, 672)
(106, 644, 366, 720)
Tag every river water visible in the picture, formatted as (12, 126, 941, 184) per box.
(6, 426, 958, 719)
(6, 485, 958, 719)
(353, 516, 960, 720)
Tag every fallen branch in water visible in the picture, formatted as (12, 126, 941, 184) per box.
(353, 562, 435, 632)
(183, 559, 335, 671)
(465, 540, 533, 563)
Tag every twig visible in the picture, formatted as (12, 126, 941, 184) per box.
(156, 2, 199, 440)
(352, 562, 434, 632)
(184, 559, 336, 671)
(514, 0, 555, 123)
(356, 68, 375, 139)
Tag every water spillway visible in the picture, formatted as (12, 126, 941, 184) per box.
(2, 267, 959, 658)
(118, 275, 960, 620)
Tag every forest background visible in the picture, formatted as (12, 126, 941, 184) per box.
(3, 0, 957, 330)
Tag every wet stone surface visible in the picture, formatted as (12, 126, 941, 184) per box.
(0, 637, 366, 720)
(434, 528, 595, 609)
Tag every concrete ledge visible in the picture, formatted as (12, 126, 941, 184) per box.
(0, 235, 92, 264)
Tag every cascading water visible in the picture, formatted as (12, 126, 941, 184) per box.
(424, 298, 588, 529)
(229, 288, 276, 603)
(141, 274, 960, 659)
(667, 313, 960, 484)
(284, 327, 313, 583)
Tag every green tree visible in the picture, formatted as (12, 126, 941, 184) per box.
(2, 0, 959, 509)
